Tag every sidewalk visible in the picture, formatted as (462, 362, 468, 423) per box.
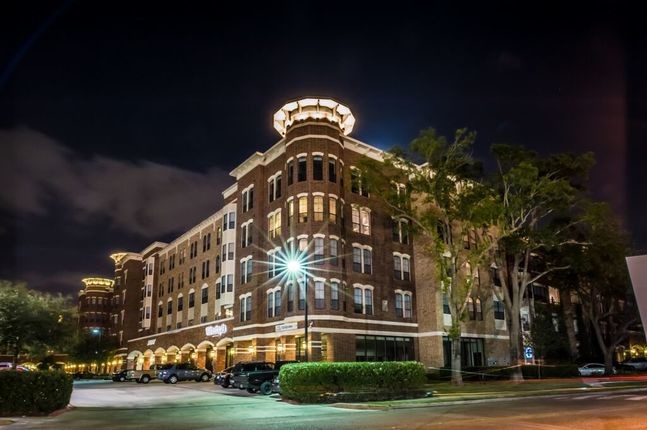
(334, 376, 647, 410)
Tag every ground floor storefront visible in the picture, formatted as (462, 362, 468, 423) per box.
(125, 316, 508, 372)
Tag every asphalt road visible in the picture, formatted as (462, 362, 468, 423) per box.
(4, 381, 647, 429)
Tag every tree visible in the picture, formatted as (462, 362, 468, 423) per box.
(548, 203, 636, 374)
(362, 128, 497, 385)
(485, 145, 594, 379)
(0, 280, 77, 367)
(69, 330, 118, 366)
(528, 302, 570, 362)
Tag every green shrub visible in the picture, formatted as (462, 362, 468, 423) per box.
(0, 371, 73, 416)
(279, 361, 427, 403)
(426, 364, 579, 382)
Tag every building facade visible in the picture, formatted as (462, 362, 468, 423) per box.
(78, 278, 115, 335)
(89, 97, 509, 372)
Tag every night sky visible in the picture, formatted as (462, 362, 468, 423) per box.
(1, 1, 646, 296)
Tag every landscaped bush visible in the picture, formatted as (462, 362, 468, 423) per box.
(0, 371, 73, 416)
(279, 361, 427, 403)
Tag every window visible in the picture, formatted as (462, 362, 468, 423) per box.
(328, 158, 337, 182)
(242, 186, 254, 212)
(330, 238, 339, 266)
(287, 283, 294, 312)
(215, 255, 220, 274)
(395, 291, 413, 318)
(314, 238, 324, 265)
(179, 249, 186, 265)
(288, 199, 295, 226)
(393, 254, 411, 281)
(443, 293, 451, 314)
(298, 156, 307, 181)
(356, 335, 414, 362)
(267, 288, 281, 318)
(313, 155, 323, 180)
(189, 291, 195, 308)
(189, 267, 196, 284)
(223, 213, 229, 231)
(328, 197, 337, 223)
(350, 168, 369, 197)
(202, 234, 211, 252)
(268, 210, 281, 239)
(240, 294, 252, 322)
(228, 243, 234, 260)
(216, 227, 221, 245)
(227, 274, 233, 292)
(169, 255, 175, 270)
(267, 291, 275, 318)
(201, 286, 209, 304)
(298, 279, 306, 310)
(274, 289, 281, 316)
(298, 196, 308, 223)
(267, 250, 277, 278)
(158, 303, 163, 317)
(330, 281, 340, 310)
(313, 195, 324, 222)
(475, 297, 482, 320)
(352, 206, 371, 235)
(287, 159, 294, 185)
(201, 260, 210, 279)
(268, 173, 282, 202)
(315, 281, 325, 309)
(392, 218, 410, 244)
(240, 258, 253, 284)
(167, 300, 173, 315)
(228, 212, 235, 229)
(353, 285, 373, 315)
(353, 247, 362, 273)
(241, 222, 252, 247)
(178, 296, 184, 312)
(222, 244, 227, 261)
(494, 299, 505, 320)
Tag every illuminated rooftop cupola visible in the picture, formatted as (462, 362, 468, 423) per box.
(273, 97, 356, 137)
(81, 277, 114, 291)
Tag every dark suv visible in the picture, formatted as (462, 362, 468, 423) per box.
(230, 362, 274, 390)
(157, 363, 212, 384)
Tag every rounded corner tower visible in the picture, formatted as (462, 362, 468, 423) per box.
(272, 97, 356, 138)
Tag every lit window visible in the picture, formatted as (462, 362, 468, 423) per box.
(352, 206, 371, 235)
(313, 196, 324, 222)
(328, 197, 337, 223)
(298, 196, 308, 223)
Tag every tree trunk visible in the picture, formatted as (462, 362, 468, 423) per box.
(509, 299, 523, 381)
(559, 289, 579, 361)
(604, 348, 615, 376)
(451, 336, 463, 386)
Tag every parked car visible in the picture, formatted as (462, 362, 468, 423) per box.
(578, 363, 616, 376)
(230, 361, 274, 391)
(246, 360, 299, 395)
(127, 364, 161, 383)
(270, 361, 300, 395)
(0, 362, 30, 372)
(157, 363, 212, 384)
(112, 369, 131, 382)
(214, 365, 236, 388)
(621, 357, 647, 371)
(74, 371, 96, 380)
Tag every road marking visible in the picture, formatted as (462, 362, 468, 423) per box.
(571, 395, 596, 400)
(626, 395, 647, 401)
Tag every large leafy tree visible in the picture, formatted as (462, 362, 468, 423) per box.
(362, 128, 497, 385)
(0, 280, 77, 367)
(69, 331, 118, 366)
(485, 145, 594, 379)
(547, 203, 636, 374)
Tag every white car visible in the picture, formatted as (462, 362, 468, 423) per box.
(578, 363, 615, 376)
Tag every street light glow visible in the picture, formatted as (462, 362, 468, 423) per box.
(286, 259, 302, 274)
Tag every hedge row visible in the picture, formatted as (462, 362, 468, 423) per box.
(279, 361, 427, 403)
(0, 371, 73, 416)
(426, 364, 579, 381)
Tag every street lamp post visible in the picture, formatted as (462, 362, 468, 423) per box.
(287, 259, 308, 362)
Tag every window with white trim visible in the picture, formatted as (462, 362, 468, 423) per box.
(328, 158, 337, 183)
(189, 290, 195, 308)
(298, 156, 307, 181)
(393, 253, 411, 281)
(241, 221, 253, 248)
(313, 155, 323, 180)
(352, 206, 371, 235)
(314, 237, 324, 265)
(313, 195, 324, 222)
(287, 159, 294, 185)
(268, 173, 282, 202)
(267, 287, 281, 318)
(298, 196, 308, 223)
(242, 186, 254, 212)
(315, 280, 325, 309)
(330, 238, 339, 266)
(240, 294, 252, 322)
(201, 285, 209, 304)
(177, 294, 184, 312)
(328, 196, 337, 223)
(395, 290, 413, 318)
(392, 218, 410, 244)
(287, 198, 295, 226)
(287, 282, 294, 312)
(330, 281, 340, 310)
(226, 274, 233, 292)
(240, 257, 253, 284)
(267, 249, 277, 278)
(352, 245, 372, 274)
(353, 285, 373, 315)
(350, 167, 369, 197)
(268, 210, 281, 238)
(228, 242, 234, 260)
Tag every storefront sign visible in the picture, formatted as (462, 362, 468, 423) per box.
(205, 323, 228, 337)
(147, 339, 156, 346)
(275, 322, 298, 333)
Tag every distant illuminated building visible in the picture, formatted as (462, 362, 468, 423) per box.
(78, 277, 114, 335)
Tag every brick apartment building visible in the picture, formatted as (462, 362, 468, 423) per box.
(85, 97, 509, 373)
(78, 278, 115, 335)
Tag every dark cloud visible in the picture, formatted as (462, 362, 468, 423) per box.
(0, 128, 231, 238)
